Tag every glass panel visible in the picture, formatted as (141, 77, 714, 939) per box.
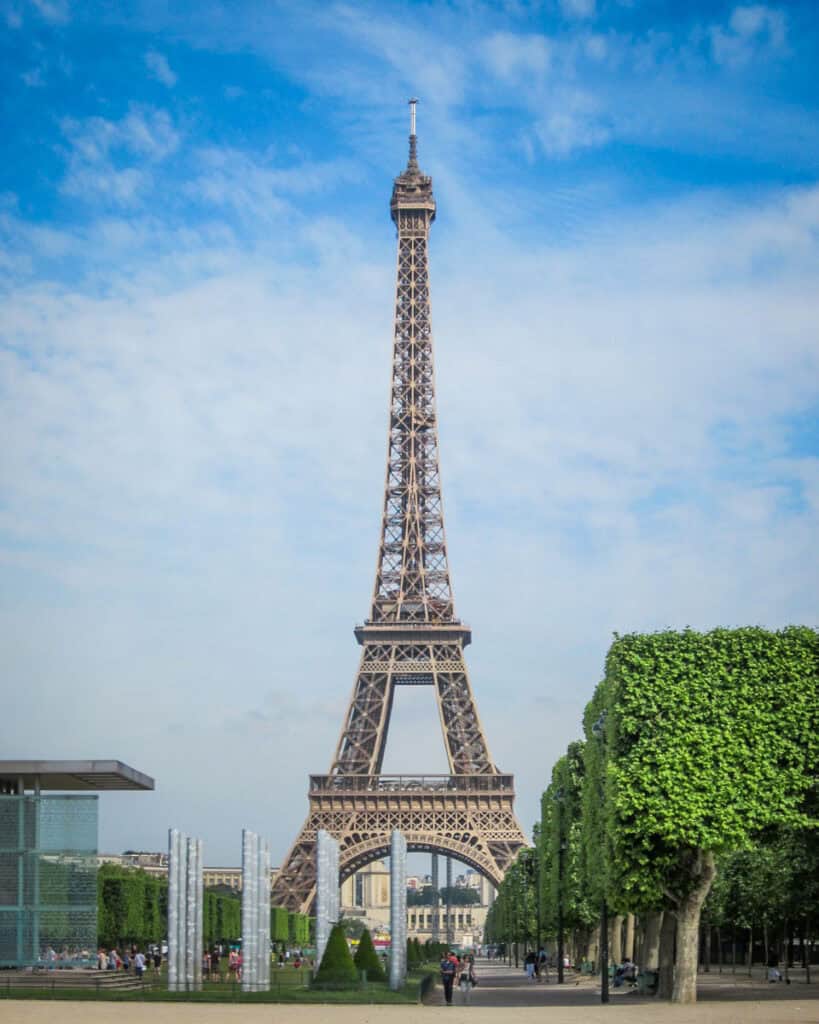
(0, 796, 98, 966)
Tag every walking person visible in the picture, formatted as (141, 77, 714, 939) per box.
(524, 949, 537, 981)
(440, 950, 457, 1005)
(459, 955, 477, 1004)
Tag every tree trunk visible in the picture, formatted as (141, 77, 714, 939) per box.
(634, 918, 643, 967)
(671, 849, 717, 1004)
(643, 911, 662, 971)
(610, 915, 624, 965)
(747, 925, 753, 976)
(731, 924, 736, 973)
(624, 913, 635, 960)
(703, 923, 711, 972)
(587, 924, 600, 970)
(763, 924, 769, 972)
(657, 910, 676, 999)
(716, 926, 722, 973)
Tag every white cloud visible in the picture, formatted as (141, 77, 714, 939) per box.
(59, 107, 179, 205)
(483, 31, 552, 79)
(29, 0, 69, 23)
(560, 0, 596, 19)
(710, 4, 787, 67)
(584, 33, 607, 60)
(145, 49, 177, 88)
(21, 66, 45, 87)
(532, 90, 609, 156)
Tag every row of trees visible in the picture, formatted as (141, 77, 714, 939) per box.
(486, 627, 819, 1004)
(97, 865, 311, 949)
(407, 886, 480, 906)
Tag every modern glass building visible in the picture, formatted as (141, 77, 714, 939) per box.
(0, 761, 153, 969)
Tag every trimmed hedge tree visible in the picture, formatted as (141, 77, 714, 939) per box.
(594, 626, 818, 1003)
(313, 922, 358, 988)
(353, 928, 386, 982)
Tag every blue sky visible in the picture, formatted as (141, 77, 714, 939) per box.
(1, 0, 818, 867)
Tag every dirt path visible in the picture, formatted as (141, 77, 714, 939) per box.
(2, 961, 817, 1024)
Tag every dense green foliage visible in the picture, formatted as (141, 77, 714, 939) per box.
(407, 886, 479, 906)
(271, 906, 290, 943)
(98, 866, 241, 947)
(313, 923, 358, 988)
(601, 627, 818, 907)
(353, 928, 386, 982)
(289, 911, 311, 946)
(96, 865, 305, 951)
(486, 627, 819, 1003)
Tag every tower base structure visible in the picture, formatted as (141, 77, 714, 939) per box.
(271, 773, 526, 912)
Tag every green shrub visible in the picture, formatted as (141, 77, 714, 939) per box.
(353, 928, 386, 982)
(313, 923, 359, 989)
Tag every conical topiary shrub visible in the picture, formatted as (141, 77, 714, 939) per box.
(413, 937, 423, 963)
(353, 927, 386, 982)
(313, 923, 359, 988)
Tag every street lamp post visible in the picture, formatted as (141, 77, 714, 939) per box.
(557, 837, 567, 984)
(552, 788, 567, 985)
(592, 711, 610, 1005)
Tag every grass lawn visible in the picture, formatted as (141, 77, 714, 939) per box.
(0, 967, 438, 1005)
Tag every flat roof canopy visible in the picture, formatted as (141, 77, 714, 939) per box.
(0, 760, 154, 792)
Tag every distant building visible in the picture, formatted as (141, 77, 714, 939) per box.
(96, 853, 279, 892)
(340, 860, 495, 948)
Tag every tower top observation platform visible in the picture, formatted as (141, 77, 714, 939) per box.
(391, 98, 435, 223)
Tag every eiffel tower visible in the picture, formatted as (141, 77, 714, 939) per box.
(271, 102, 528, 912)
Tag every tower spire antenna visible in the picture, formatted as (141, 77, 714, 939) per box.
(407, 97, 419, 171)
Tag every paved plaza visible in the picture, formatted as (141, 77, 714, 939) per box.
(2, 962, 818, 1024)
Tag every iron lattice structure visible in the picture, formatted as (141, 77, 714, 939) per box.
(271, 105, 527, 912)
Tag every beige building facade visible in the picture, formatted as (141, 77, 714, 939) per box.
(340, 861, 494, 947)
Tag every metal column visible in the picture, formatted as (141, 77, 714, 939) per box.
(389, 830, 407, 991)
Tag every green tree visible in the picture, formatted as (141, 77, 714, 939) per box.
(313, 922, 358, 988)
(353, 927, 386, 982)
(341, 916, 367, 939)
(595, 627, 818, 1003)
(271, 906, 290, 944)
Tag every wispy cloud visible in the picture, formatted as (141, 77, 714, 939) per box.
(29, 0, 69, 23)
(710, 4, 788, 67)
(21, 66, 45, 87)
(482, 31, 552, 79)
(560, 0, 596, 19)
(59, 106, 180, 205)
(145, 49, 177, 87)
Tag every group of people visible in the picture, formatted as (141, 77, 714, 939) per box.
(96, 947, 159, 979)
(524, 948, 561, 981)
(439, 951, 477, 1005)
